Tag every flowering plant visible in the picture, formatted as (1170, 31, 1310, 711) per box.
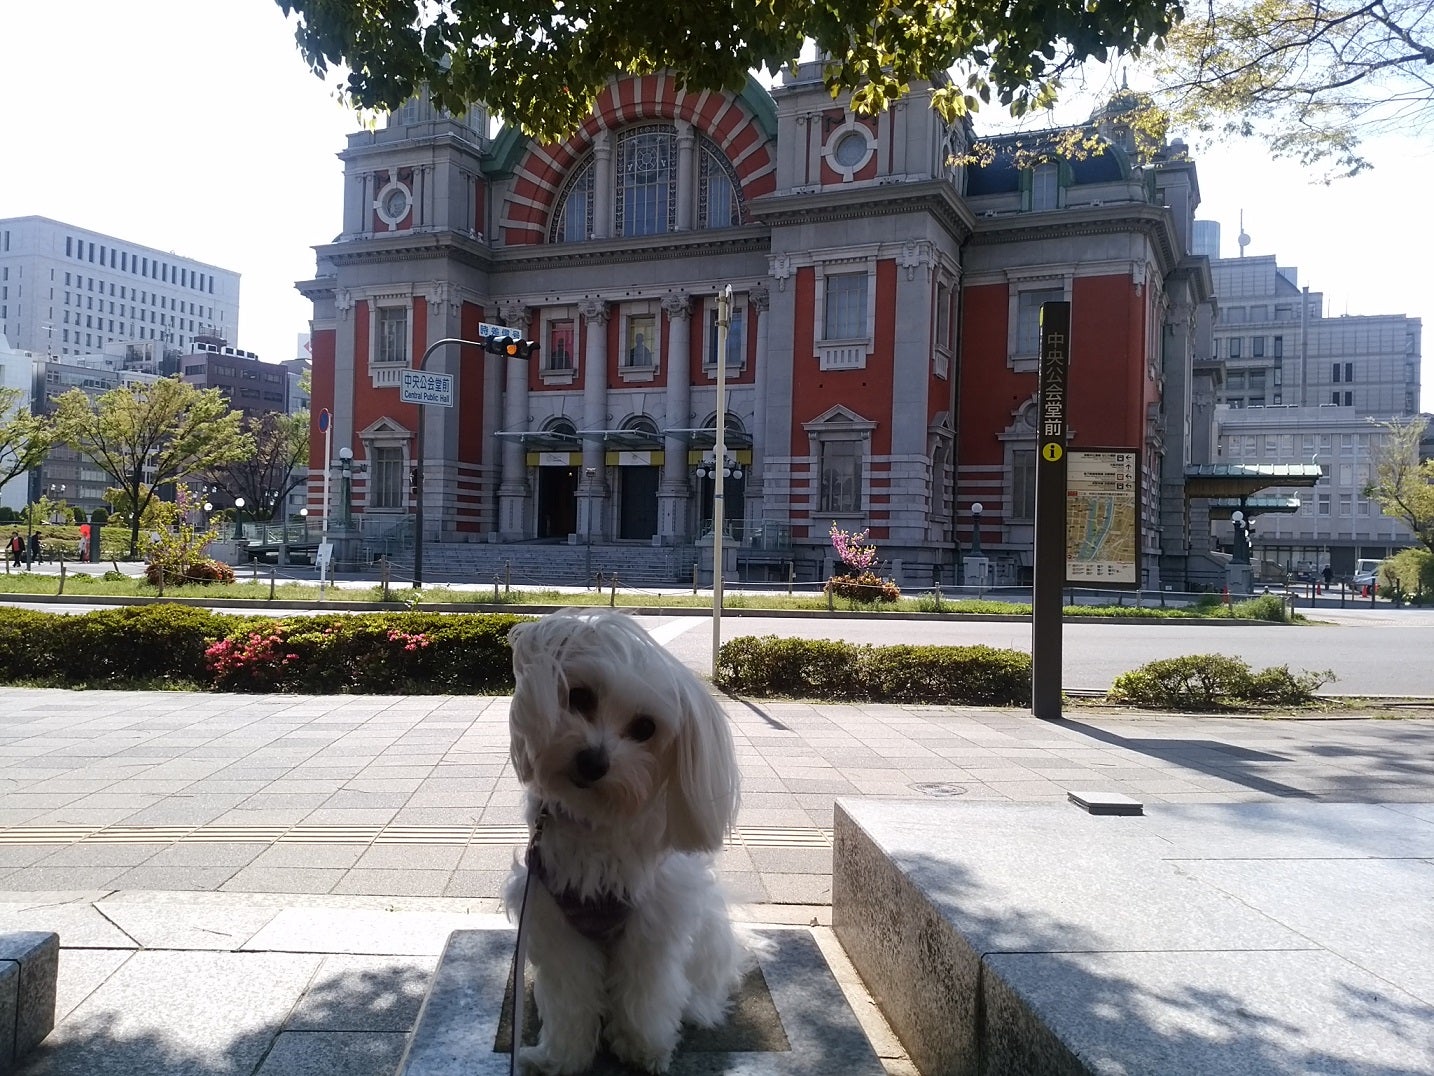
(826, 521, 899, 604)
(829, 522, 878, 571)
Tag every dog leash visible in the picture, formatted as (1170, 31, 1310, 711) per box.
(510, 808, 547, 1076)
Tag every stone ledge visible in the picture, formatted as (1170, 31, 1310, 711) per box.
(395, 926, 884, 1075)
(832, 799, 1434, 1076)
(1, 931, 58, 1076)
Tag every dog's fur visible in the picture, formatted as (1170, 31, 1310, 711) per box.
(503, 610, 747, 1074)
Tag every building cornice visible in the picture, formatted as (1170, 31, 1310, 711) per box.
(747, 180, 974, 243)
(968, 204, 1183, 274)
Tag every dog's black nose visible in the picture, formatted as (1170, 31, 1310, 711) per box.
(573, 746, 609, 785)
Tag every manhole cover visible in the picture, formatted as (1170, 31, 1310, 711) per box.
(912, 782, 968, 798)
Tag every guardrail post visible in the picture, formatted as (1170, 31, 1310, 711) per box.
(505, 560, 512, 594)
(609, 576, 617, 607)
(269, 567, 277, 601)
(58, 564, 66, 595)
(788, 560, 795, 595)
(381, 557, 391, 602)
(493, 573, 501, 601)
(692, 563, 699, 594)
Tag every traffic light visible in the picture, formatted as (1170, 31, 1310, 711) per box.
(483, 336, 539, 360)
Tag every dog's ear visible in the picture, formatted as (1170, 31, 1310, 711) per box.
(666, 671, 740, 852)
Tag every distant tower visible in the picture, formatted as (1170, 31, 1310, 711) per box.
(1237, 211, 1251, 257)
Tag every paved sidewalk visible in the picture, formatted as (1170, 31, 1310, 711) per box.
(1, 689, 1432, 1075)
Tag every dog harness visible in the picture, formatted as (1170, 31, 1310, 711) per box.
(526, 806, 634, 941)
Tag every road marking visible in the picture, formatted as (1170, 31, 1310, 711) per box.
(645, 616, 705, 646)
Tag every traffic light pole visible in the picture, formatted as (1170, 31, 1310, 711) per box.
(411, 334, 535, 589)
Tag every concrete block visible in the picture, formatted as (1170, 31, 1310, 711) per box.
(397, 927, 884, 1075)
(0, 931, 58, 1074)
(832, 798, 1434, 1076)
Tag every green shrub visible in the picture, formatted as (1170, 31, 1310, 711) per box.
(145, 558, 237, 586)
(823, 571, 901, 604)
(1381, 548, 1434, 603)
(714, 635, 1031, 705)
(1109, 653, 1334, 711)
(0, 606, 529, 693)
(204, 611, 527, 694)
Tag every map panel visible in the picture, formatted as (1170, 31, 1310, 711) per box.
(1066, 450, 1138, 585)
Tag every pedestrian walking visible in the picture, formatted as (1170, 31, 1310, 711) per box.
(7, 532, 22, 567)
(27, 532, 40, 566)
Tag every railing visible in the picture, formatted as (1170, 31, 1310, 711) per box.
(238, 522, 320, 545)
(696, 518, 792, 551)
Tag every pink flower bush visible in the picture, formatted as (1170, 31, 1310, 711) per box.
(829, 522, 878, 571)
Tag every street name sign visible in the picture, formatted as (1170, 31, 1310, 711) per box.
(400, 370, 455, 407)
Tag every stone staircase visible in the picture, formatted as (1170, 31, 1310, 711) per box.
(380, 541, 701, 590)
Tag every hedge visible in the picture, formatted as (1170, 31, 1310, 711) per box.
(0, 605, 528, 693)
(1108, 654, 1334, 711)
(714, 635, 1032, 705)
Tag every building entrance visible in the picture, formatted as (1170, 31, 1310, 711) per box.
(618, 466, 659, 540)
(536, 466, 579, 539)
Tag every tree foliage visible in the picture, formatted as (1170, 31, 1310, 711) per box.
(1364, 415, 1434, 551)
(0, 386, 57, 497)
(53, 379, 251, 557)
(1144, 0, 1434, 179)
(276, 0, 1184, 141)
(202, 411, 310, 523)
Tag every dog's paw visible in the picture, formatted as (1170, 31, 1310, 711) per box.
(518, 1041, 596, 1076)
(605, 1026, 676, 1074)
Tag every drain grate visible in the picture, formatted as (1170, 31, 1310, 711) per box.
(911, 781, 968, 798)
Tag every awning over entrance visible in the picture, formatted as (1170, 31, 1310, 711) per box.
(576, 427, 665, 451)
(1184, 463, 1321, 500)
(494, 429, 582, 452)
(663, 426, 755, 450)
(1206, 496, 1302, 521)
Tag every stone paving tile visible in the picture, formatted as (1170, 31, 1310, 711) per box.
(331, 869, 453, 897)
(250, 845, 370, 870)
(354, 845, 464, 871)
(443, 870, 511, 899)
(285, 953, 435, 1032)
(107, 865, 244, 891)
(34, 843, 168, 868)
(223, 866, 347, 894)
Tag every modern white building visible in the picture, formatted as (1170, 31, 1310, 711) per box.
(0, 335, 38, 514)
(0, 216, 241, 361)
(1200, 236, 1423, 575)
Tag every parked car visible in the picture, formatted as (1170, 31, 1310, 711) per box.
(1351, 569, 1378, 590)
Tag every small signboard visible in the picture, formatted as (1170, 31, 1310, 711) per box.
(400, 369, 455, 407)
(478, 321, 522, 342)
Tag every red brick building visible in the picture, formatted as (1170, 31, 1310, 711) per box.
(300, 65, 1212, 587)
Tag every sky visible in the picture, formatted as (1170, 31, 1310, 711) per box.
(3, 1, 1429, 410)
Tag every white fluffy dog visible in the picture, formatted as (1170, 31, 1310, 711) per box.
(503, 610, 747, 1075)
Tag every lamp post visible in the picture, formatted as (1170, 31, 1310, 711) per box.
(710, 285, 733, 674)
(970, 501, 984, 555)
(233, 496, 245, 541)
(300, 507, 309, 541)
(337, 448, 358, 529)
(967, 501, 987, 597)
(203, 501, 213, 532)
(1230, 510, 1252, 564)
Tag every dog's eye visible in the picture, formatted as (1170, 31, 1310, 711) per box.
(567, 686, 597, 716)
(626, 716, 657, 742)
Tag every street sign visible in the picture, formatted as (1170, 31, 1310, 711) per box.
(477, 321, 522, 342)
(400, 369, 455, 407)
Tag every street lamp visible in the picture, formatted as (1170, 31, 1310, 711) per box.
(1230, 510, 1252, 564)
(335, 448, 365, 529)
(203, 501, 213, 531)
(970, 501, 984, 555)
(299, 507, 309, 540)
(233, 496, 245, 541)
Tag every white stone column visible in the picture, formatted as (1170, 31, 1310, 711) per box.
(674, 120, 695, 231)
(497, 302, 532, 539)
(592, 130, 613, 240)
(658, 293, 692, 541)
(578, 299, 611, 542)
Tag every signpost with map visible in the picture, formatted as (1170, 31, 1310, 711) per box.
(1066, 450, 1139, 586)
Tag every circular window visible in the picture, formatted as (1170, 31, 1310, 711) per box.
(832, 131, 868, 169)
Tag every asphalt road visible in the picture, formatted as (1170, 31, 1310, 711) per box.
(644, 608, 1434, 697)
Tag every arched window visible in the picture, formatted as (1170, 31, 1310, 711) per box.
(549, 124, 745, 242)
(698, 140, 742, 228)
(617, 126, 677, 236)
(553, 161, 595, 243)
